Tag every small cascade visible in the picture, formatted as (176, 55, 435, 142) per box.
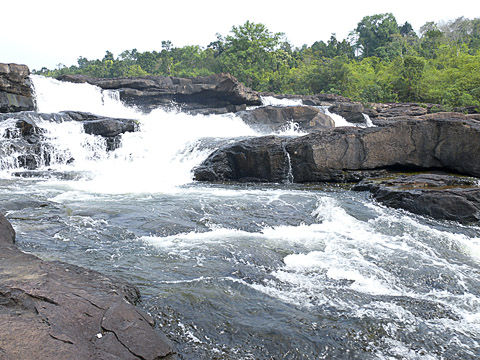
(362, 113, 375, 127)
(260, 96, 303, 107)
(282, 142, 294, 184)
(322, 106, 355, 127)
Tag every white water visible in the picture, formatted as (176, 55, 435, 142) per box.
(260, 95, 303, 107)
(27, 76, 265, 193)
(20, 76, 316, 193)
(2, 76, 480, 359)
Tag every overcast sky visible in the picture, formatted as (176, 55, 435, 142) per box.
(1, 0, 479, 71)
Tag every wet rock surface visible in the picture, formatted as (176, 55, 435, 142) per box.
(195, 116, 480, 183)
(194, 135, 291, 183)
(352, 173, 480, 224)
(0, 213, 175, 359)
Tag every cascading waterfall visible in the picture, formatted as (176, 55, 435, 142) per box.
(1, 75, 479, 359)
(1, 76, 311, 192)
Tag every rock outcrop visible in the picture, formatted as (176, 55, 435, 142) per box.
(194, 135, 292, 183)
(0, 63, 35, 113)
(194, 115, 480, 183)
(57, 73, 262, 113)
(352, 173, 480, 224)
(0, 213, 175, 359)
(236, 105, 335, 133)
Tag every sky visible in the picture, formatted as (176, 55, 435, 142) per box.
(1, 0, 479, 71)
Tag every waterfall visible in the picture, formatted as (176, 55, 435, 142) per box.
(0, 76, 259, 192)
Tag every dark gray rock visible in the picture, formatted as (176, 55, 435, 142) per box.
(57, 73, 262, 113)
(236, 105, 335, 133)
(0, 213, 175, 359)
(0, 63, 35, 113)
(352, 173, 480, 224)
(194, 116, 480, 183)
(370, 102, 428, 118)
(194, 136, 293, 183)
(328, 102, 366, 124)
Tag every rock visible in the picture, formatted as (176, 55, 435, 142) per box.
(0, 63, 35, 113)
(236, 106, 335, 133)
(328, 102, 366, 124)
(0, 213, 175, 359)
(369, 103, 428, 118)
(352, 173, 480, 224)
(194, 136, 292, 183)
(194, 116, 480, 183)
(57, 73, 262, 113)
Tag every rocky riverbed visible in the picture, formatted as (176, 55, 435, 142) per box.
(1, 63, 480, 358)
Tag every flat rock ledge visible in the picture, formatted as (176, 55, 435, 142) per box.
(0, 213, 175, 360)
(352, 173, 480, 224)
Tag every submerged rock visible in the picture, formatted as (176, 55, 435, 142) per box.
(236, 105, 335, 133)
(0, 213, 175, 359)
(352, 173, 480, 224)
(0, 63, 35, 113)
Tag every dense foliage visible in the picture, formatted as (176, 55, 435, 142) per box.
(35, 16, 480, 109)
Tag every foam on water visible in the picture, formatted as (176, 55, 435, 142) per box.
(25, 76, 260, 193)
(260, 95, 303, 107)
(141, 194, 480, 334)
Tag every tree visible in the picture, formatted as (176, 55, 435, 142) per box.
(355, 13, 400, 58)
(219, 21, 285, 88)
(395, 55, 426, 101)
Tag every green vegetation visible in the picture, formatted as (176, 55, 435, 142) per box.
(34, 15, 480, 109)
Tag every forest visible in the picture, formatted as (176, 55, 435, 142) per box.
(34, 14, 480, 110)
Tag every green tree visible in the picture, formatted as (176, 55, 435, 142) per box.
(395, 55, 426, 101)
(219, 21, 285, 89)
(355, 13, 400, 58)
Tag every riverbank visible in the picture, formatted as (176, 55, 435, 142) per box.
(0, 213, 175, 359)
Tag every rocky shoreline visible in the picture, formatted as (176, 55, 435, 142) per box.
(0, 213, 175, 359)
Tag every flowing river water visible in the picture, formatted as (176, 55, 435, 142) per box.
(1, 76, 480, 359)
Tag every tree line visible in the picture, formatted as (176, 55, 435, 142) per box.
(35, 14, 480, 110)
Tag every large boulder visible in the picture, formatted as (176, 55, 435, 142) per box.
(352, 173, 480, 224)
(0, 213, 175, 359)
(57, 73, 262, 113)
(194, 136, 292, 183)
(0, 63, 35, 113)
(236, 105, 335, 133)
(194, 115, 480, 183)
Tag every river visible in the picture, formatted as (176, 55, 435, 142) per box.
(1, 76, 479, 359)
